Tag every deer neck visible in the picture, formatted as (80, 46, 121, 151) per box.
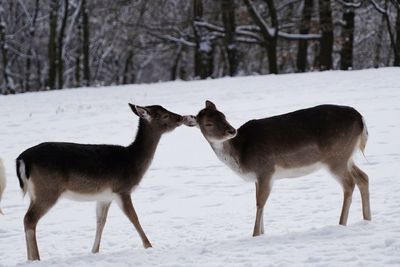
(209, 139, 242, 175)
(128, 118, 161, 173)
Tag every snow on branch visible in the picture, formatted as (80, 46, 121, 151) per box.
(243, 0, 275, 39)
(278, 31, 321, 40)
(336, 0, 363, 8)
(369, 0, 388, 14)
(194, 20, 224, 33)
(235, 36, 263, 44)
(236, 29, 263, 42)
(147, 31, 196, 47)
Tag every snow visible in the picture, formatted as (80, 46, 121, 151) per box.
(1, 68, 400, 266)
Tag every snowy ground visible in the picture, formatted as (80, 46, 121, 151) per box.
(0, 68, 400, 266)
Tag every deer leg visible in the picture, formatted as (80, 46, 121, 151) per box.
(255, 182, 264, 234)
(24, 198, 58, 261)
(116, 193, 152, 248)
(351, 164, 371, 221)
(339, 178, 355, 226)
(330, 166, 355, 226)
(253, 179, 271, 237)
(91, 201, 111, 253)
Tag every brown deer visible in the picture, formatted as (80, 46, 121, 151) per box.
(183, 101, 371, 236)
(16, 104, 184, 261)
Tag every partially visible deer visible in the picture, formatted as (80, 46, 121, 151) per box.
(16, 104, 183, 261)
(0, 158, 6, 214)
(184, 101, 371, 236)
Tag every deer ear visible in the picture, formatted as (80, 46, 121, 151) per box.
(129, 103, 151, 121)
(205, 100, 217, 110)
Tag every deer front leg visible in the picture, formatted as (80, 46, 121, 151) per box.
(116, 193, 152, 248)
(253, 178, 271, 237)
(92, 201, 111, 253)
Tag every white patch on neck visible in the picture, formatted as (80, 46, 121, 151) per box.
(272, 163, 324, 180)
(210, 141, 256, 182)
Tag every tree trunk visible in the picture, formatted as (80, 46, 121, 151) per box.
(266, 41, 277, 74)
(25, 0, 39, 92)
(75, 19, 82, 87)
(0, 13, 15, 94)
(82, 0, 90, 86)
(193, 0, 214, 79)
(221, 0, 238, 76)
(57, 0, 69, 89)
(123, 50, 134, 84)
(297, 0, 314, 72)
(318, 0, 333, 70)
(171, 45, 183, 80)
(265, 0, 278, 74)
(374, 10, 386, 67)
(395, 7, 400, 66)
(340, 3, 354, 70)
(243, 0, 278, 74)
(47, 0, 58, 89)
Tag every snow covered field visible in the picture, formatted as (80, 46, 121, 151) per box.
(0, 68, 400, 266)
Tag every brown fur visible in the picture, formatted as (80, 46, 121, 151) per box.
(17, 104, 183, 261)
(184, 101, 371, 236)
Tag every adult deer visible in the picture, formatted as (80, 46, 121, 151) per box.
(183, 101, 371, 236)
(16, 104, 183, 261)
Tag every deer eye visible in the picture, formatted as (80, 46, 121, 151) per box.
(205, 123, 214, 127)
(162, 114, 170, 119)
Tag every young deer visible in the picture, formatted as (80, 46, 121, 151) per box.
(184, 101, 371, 236)
(16, 104, 183, 261)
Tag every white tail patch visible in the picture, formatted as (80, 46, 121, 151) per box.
(360, 116, 368, 160)
(18, 159, 28, 197)
(0, 158, 6, 214)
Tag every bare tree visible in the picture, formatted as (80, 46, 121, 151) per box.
(221, 0, 239, 76)
(318, 0, 333, 70)
(82, 0, 90, 86)
(47, 0, 59, 89)
(297, 0, 315, 72)
(339, 0, 361, 70)
(0, 2, 15, 94)
(370, 0, 400, 66)
(57, 0, 69, 89)
(243, 0, 279, 74)
(193, 0, 214, 79)
(24, 0, 40, 92)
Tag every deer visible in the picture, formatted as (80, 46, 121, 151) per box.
(183, 101, 371, 237)
(16, 103, 184, 261)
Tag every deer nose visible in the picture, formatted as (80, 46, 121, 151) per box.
(226, 128, 237, 136)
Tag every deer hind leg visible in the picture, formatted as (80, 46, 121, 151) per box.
(116, 193, 152, 248)
(91, 201, 111, 253)
(329, 165, 355, 226)
(24, 197, 58, 261)
(253, 179, 271, 237)
(350, 164, 371, 221)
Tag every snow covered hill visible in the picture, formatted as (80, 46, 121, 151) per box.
(0, 68, 399, 266)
